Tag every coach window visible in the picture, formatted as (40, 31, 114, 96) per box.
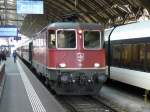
(131, 44, 145, 71)
(121, 44, 132, 68)
(139, 44, 145, 70)
(146, 44, 150, 71)
(48, 30, 56, 48)
(84, 31, 100, 49)
(57, 30, 76, 48)
(112, 45, 121, 66)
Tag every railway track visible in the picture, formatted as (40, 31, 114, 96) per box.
(57, 96, 117, 112)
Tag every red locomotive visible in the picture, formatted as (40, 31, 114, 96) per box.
(18, 22, 107, 95)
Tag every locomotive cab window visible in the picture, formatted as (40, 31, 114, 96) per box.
(84, 31, 101, 49)
(57, 30, 76, 49)
(48, 30, 56, 48)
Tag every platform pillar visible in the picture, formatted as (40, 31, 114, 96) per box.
(144, 90, 149, 104)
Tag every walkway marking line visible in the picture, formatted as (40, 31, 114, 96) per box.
(17, 60, 46, 112)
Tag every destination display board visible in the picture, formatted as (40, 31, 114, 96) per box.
(0, 26, 18, 37)
(17, 0, 43, 14)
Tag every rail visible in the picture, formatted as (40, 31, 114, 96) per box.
(0, 62, 5, 98)
(57, 96, 118, 112)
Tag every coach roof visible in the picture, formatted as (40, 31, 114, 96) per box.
(105, 20, 150, 41)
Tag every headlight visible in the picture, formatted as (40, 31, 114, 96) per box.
(59, 63, 66, 68)
(94, 63, 100, 68)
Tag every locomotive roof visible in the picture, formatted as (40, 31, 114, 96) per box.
(104, 20, 150, 41)
(47, 22, 102, 30)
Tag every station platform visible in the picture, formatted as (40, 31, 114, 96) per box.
(0, 57, 66, 112)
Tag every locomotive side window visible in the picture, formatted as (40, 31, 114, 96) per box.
(84, 31, 100, 49)
(48, 30, 56, 48)
(57, 30, 76, 48)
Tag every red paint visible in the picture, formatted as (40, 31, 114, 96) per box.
(47, 49, 105, 69)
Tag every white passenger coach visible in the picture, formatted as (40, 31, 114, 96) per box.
(105, 20, 150, 91)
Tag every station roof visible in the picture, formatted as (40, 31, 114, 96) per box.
(0, 0, 150, 37)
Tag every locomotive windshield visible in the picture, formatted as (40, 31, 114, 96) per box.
(57, 30, 76, 48)
(84, 31, 101, 49)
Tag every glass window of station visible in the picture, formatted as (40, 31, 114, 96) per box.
(57, 30, 76, 49)
(84, 31, 101, 49)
